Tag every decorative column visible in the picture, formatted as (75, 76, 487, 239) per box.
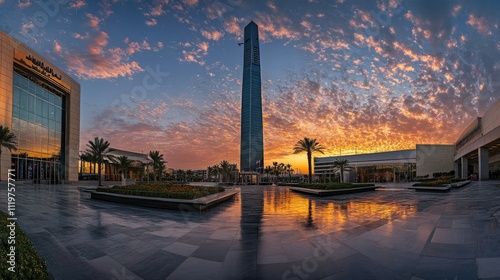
(479, 147, 489, 181)
(461, 157, 468, 180)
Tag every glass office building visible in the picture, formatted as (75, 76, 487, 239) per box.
(11, 72, 65, 182)
(314, 145, 455, 183)
(0, 31, 80, 182)
(240, 21, 264, 172)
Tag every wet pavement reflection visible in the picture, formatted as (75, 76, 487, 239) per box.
(1, 182, 500, 279)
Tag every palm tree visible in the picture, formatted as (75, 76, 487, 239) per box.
(86, 137, 111, 186)
(148, 151, 166, 181)
(264, 165, 272, 183)
(293, 137, 326, 183)
(219, 160, 232, 182)
(279, 162, 286, 177)
(212, 164, 220, 182)
(332, 159, 350, 183)
(115, 155, 133, 182)
(186, 170, 194, 182)
(207, 166, 214, 182)
(229, 163, 238, 182)
(0, 126, 17, 180)
(272, 162, 279, 183)
(286, 163, 293, 179)
(176, 169, 186, 181)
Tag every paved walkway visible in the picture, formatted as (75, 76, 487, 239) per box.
(1, 181, 500, 279)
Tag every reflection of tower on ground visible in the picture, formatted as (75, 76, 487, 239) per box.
(218, 186, 263, 279)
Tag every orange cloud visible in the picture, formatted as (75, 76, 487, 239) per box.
(201, 29, 224, 40)
(86, 13, 100, 30)
(182, 0, 198, 6)
(224, 16, 246, 39)
(467, 14, 491, 35)
(18, 0, 31, 8)
(255, 12, 300, 41)
(69, 0, 85, 9)
(65, 31, 144, 79)
(53, 40, 62, 53)
(146, 18, 158, 26)
(179, 41, 209, 65)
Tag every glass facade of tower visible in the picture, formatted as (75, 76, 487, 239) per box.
(240, 21, 264, 172)
(0, 31, 80, 182)
(11, 71, 66, 183)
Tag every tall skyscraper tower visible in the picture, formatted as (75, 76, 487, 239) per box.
(240, 21, 264, 172)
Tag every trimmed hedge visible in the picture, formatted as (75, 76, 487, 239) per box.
(294, 183, 374, 190)
(96, 182, 225, 199)
(0, 212, 51, 280)
(413, 178, 464, 187)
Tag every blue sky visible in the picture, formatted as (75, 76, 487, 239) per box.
(1, 0, 499, 171)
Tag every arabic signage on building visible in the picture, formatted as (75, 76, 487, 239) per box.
(13, 49, 71, 92)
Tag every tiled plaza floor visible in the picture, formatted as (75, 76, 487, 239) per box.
(1, 181, 500, 279)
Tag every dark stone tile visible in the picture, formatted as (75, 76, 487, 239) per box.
(421, 242, 475, 259)
(413, 257, 477, 280)
(177, 231, 211, 246)
(230, 239, 259, 251)
(104, 244, 146, 265)
(332, 253, 404, 280)
(472, 218, 500, 236)
(128, 250, 186, 280)
(67, 243, 106, 260)
(436, 218, 453, 228)
(219, 250, 257, 280)
(258, 257, 343, 280)
(477, 235, 500, 258)
(191, 239, 232, 262)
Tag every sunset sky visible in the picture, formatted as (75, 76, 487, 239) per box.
(1, 0, 499, 172)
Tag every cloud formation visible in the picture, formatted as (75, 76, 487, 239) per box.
(64, 31, 144, 79)
(69, 0, 86, 9)
(8, 0, 499, 170)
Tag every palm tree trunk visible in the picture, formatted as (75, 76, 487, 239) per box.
(307, 151, 312, 183)
(0, 150, 2, 181)
(98, 162, 102, 186)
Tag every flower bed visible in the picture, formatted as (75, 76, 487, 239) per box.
(96, 182, 225, 199)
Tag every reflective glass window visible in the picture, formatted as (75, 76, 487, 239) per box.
(13, 88, 20, 106)
(36, 98, 42, 116)
(12, 106, 19, 119)
(28, 94, 35, 112)
(20, 91, 27, 110)
(11, 72, 66, 179)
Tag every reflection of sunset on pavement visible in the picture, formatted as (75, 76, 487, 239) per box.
(263, 187, 417, 230)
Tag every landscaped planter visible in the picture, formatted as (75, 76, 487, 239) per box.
(450, 180, 471, 188)
(409, 180, 471, 192)
(408, 185, 451, 192)
(89, 189, 239, 211)
(289, 186, 378, 196)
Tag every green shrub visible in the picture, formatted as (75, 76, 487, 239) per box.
(96, 182, 225, 199)
(0, 212, 51, 280)
(295, 183, 374, 190)
(432, 171, 455, 178)
(413, 180, 452, 186)
(413, 177, 466, 187)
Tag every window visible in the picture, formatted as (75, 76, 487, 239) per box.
(11, 72, 65, 177)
